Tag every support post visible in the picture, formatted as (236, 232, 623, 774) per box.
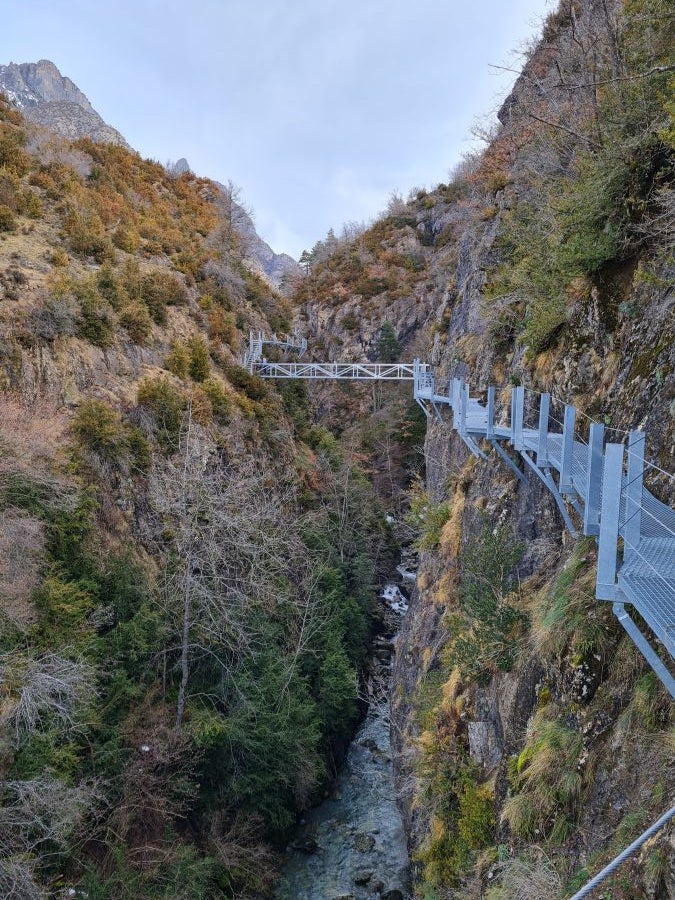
(459, 383, 469, 436)
(452, 378, 463, 430)
(624, 431, 645, 561)
(612, 603, 675, 699)
(511, 386, 524, 450)
(559, 404, 576, 494)
(583, 423, 605, 536)
(596, 442, 624, 601)
(486, 386, 495, 441)
(536, 393, 550, 466)
(413, 358, 421, 403)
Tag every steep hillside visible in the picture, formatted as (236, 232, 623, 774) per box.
(1, 1, 673, 898)
(0, 93, 392, 899)
(0, 60, 301, 290)
(292, 0, 674, 897)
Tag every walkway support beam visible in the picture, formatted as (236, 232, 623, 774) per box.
(584, 423, 605, 536)
(597, 443, 624, 601)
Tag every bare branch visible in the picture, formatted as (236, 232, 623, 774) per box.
(0, 778, 100, 854)
(525, 112, 603, 149)
(0, 652, 96, 746)
(0, 857, 45, 900)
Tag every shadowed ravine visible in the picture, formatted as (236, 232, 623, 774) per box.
(273, 558, 414, 900)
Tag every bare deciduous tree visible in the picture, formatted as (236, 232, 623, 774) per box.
(0, 777, 100, 855)
(0, 652, 96, 746)
(218, 179, 253, 252)
(150, 411, 324, 729)
(0, 856, 45, 900)
(0, 511, 45, 625)
(207, 811, 277, 893)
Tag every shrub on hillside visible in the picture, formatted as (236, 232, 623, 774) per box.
(376, 321, 402, 361)
(207, 307, 238, 348)
(449, 523, 525, 682)
(72, 400, 122, 459)
(96, 264, 128, 311)
(112, 224, 140, 254)
(73, 400, 150, 471)
(140, 271, 188, 324)
(187, 336, 210, 382)
(62, 207, 114, 263)
(0, 170, 21, 211)
(165, 341, 190, 379)
(137, 377, 186, 451)
(223, 364, 268, 402)
(73, 281, 115, 347)
(202, 378, 232, 424)
(119, 302, 152, 344)
(0, 122, 29, 176)
(29, 297, 77, 342)
(0, 204, 17, 232)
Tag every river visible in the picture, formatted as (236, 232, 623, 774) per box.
(273, 561, 414, 900)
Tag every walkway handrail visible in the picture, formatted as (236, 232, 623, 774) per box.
(252, 337, 673, 698)
(244, 329, 307, 370)
(251, 330, 675, 893)
(254, 360, 426, 380)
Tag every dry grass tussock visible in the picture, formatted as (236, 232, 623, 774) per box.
(484, 849, 562, 900)
(0, 509, 44, 624)
(0, 394, 68, 476)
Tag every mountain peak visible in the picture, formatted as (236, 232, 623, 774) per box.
(0, 58, 128, 146)
(0, 60, 298, 284)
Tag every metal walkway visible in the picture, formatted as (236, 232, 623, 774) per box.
(243, 329, 307, 369)
(415, 374, 675, 697)
(255, 360, 424, 380)
(245, 335, 675, 698)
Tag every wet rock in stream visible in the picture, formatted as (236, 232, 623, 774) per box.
(273, 573, 413, 900)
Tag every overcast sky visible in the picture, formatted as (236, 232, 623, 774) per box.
(3, 0, 552, 258)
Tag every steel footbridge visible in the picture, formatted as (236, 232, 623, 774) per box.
(245, 332, 675, 699)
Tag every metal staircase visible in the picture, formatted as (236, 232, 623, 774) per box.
(243, 329, 307, 369)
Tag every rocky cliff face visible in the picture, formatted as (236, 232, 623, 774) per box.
(214, 181, 301, 291)
(0, 59, 129, 146)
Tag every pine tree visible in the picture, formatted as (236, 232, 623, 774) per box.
(376, 321, 402, 362)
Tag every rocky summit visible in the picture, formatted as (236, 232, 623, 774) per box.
(0, 59, 129, 146)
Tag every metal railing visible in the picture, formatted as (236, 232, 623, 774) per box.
(246, 332, 674, 697)
(244, 329, 307, 371)
(417, 375, 674, 699)
(249, 332, 675, 891)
